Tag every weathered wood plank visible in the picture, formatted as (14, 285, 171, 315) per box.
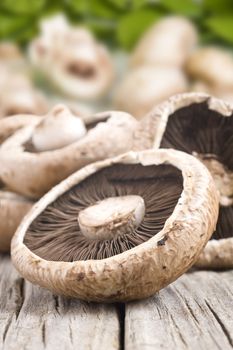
(0, 255, 120, 350)
(125, 270, 233, 350)
(1, 253, 233, 350)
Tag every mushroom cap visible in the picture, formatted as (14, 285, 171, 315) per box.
(29, 16, 114, 100)
(11, 149, 218, 302)
(186, 47, 233, 89)
(0, 107, 139, 198)
(192, 80, 233, 105)
(148, 92, 233, 268)
(0, 190, 33, 253)
(114, 66, 188, 119)
(131, 16, 198, 68)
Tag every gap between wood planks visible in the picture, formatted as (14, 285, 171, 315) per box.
(0, 254, 232, 350)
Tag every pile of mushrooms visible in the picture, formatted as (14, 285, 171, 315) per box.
(11, 149, 218, 301)
(29, 15, 114, 100)
(0, 104, 146, 199)
(114, 16, 197, 119)
(0, 103, 163, 253)
(0, 65, 48, 118)
(150, 92, 233, 269)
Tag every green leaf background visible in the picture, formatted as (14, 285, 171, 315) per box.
(0, 0, 233, 50)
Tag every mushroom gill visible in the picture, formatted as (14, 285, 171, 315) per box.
(24, 163, 183, 261)
(159, 99, 233, 241)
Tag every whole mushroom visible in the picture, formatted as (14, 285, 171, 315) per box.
(186, 47, 233, 90)
(114, 66, 188, 119)
(131, 16, 198, 68)
(0, 67, 48, 118)
(29, 15, 114, 100)
(0, 104, 140, 199)
(149, 92, 233, 269)
(11, 149, 218, 301)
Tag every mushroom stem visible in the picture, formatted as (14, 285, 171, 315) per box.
(31, 104, 87, 152)
(78, 195, 145, 240)
(194, 153, 233, 206)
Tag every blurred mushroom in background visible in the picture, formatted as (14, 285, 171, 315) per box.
(0, 65, 49, 118)
(131, 16, 198, 68)
(29, 14, 114, 101)
(186, 47, 233, 104)
(0, 42, 25, 68)
(0, 190, 33, 253)
(114, 16, 197, 119)
(114, 66, 188, 119)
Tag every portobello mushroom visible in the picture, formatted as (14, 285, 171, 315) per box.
(150, 92, 233, 268)
(11, 149, 218, 301)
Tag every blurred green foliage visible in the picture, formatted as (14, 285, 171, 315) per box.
(0, 0, 233, 49)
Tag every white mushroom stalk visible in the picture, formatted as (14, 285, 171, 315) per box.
(29, 15, 114, 100)
(78, 195, 145, 240)
(193, 153, 233, 207)
(31, 104, 86, 152)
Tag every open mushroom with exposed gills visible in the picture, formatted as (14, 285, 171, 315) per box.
(0, 104, 139, 199)
(0, 191, 33, 253)
(149, 92, 233, 269)
(29, 15, 114, 100)
(11, 149, 218, 302)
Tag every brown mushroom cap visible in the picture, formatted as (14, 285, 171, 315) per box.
(11, 149, 218, 302)
(29, 15, 114, 100)
(149, 92, 233, 269)
(0, 190, 33, 253)
(0, 105, 139, 199)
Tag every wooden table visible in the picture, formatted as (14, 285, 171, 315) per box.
(0, 254, 232, 350)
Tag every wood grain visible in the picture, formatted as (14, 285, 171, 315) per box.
(125, 270, 233, 350)
(0, 255, 120, 350)
(1, 254, 233, 350)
